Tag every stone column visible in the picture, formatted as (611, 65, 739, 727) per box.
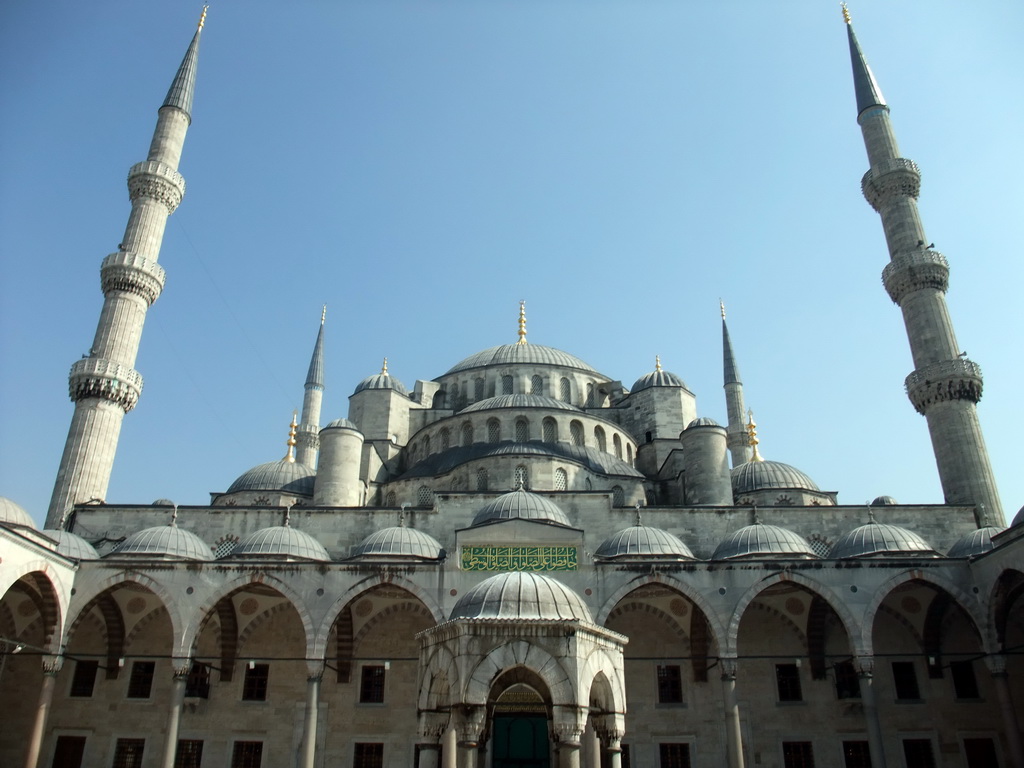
(594, 718, 625, 768)
(453, 705, 485, 768)
(554, 706, 587, 768)
(299, 665, 323, 768)
(443, 727, 457, 768)
(23, 656, 62, 768)
(417, 711, 450, 768)
(159, 660, 191, 768)
(583, 720, 599, 768)
(720, 658, 745, 768)
(853, 657, 887, 768)
(986, 655, 1024, 768)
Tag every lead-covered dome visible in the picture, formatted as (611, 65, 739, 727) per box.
(354, 371, 409, 396)
(947, 526, 1005, 558)
(446, 344, 598, 375)
(713, 523, 817, 560)
(871, 495, 898, 506)
(731, 460, 819, 494)
(227, 459, 316, 496)
(461, 394, 579, 414)
(352, 526, 445, 560)
(687, 417, 721, 429)
(323, 418, 360, 430)
(111, 524, 212, 561)
(0, 497, 35, 528)
(471, 488, 571, 527)
(829, 522, 935, 559)
(230, 525, 331, 562)
(1012, 505, 1024, 528)
(631, 368, 687, 393)
(43, 530, 99, 560)
(596, 524, 696, 560)
(451, 572, 591, 621)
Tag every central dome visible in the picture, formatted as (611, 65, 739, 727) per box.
(451, 572, 592, 621)
(445, 344, 598, 375)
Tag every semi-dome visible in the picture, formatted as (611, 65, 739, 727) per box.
(0, 497, 36, 528)
(471, 488, 571, 527)
(353, 371, 409, 396)
(352, 526, 445, 560)
(230, 524, 330, 562)
(450, 572, 592, 621)
(731, 460, 820, 494)
(43, 529, 99, 560)
(461, 394, 580, 414)
(631, 369, 687, 393)
(713, 523, 817, 560)
(947, 527, 1005, 558)
(111, 524, 212, 561)
(445, 344, 598, 375)
(595, 524, 696, 560)
(226, 459, 316, 496)
(829, 522, 935, 559)
(871, 495, 898, 506)
(686, 417, 721, 429)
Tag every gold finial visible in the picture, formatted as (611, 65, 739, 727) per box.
(746, 409, 764, 462)
(284, 411, 298, 463)
(516, 301, 528, 345)
(720, 299, 726, 320)
(655, 355, 662, 372)
(840, 3, 851, 24)
(320, 305, 327, 325)
(198, 5, 209, 30)
(381, 357, 388, 375)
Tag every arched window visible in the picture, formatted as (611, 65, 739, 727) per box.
(487, 419, 501, 443)
(439, 427, 450, 450)
(515, 418, 529, 443)
(542, 417, 558, 443)
(514, 465, 529, 489)
(476, 468, 489, 491)
(570, 420, 584, 447)
(451, 383, 461, 410)
(586, 382, 595, 407)
(474, 378, 485, 402)
(417, 486, 433, 506)
(612, 485, 625, 507)
(385, 491, 397, 507)
(626, 444, 633, 465)
(554, 468, 568, 491)
(502, 375, 514, 395)
(560, 377, 571, 403)
(585, 477, 593, 491)
(433, 391, 447, 409)
(461, 422, 473, 446)
(531, 375, 543, 395)
(613, 434, 622, 459)
(423, 435, 432, 456)
(595, 426, 606, 453)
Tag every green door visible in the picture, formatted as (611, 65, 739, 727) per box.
(491, 713, 550, 768)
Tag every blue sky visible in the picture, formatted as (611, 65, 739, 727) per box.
(1, 2, 1022, 527)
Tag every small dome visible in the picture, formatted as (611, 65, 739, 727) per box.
(1012, 505, 1024, 528)
(323, 418, 360, 431)
(713, 523, 817, 560)
(231, 525, 331, 562)
(631, 369, 687, 393)
(829, 523, 935, 559)
(595, 525, 697, 560)
(352, 526, 445, 560)
(227, 459, 316, 496)
(0, 497, 36, 528)
(948, 527, 1005, 558)
(461, 394, 579, 414)
(472, 488, 571, 527)
(353, 372, 409, 396)
(871, 495, 898, 506)
(43, 530, 99, 560)
(686, 417, 721, 429)
(152, 498, 175, 507)
(731, 460, 820, 494)
(112, 525, 212, 561)
(451, 572, 592, 621)
(446, 344, 597, 375)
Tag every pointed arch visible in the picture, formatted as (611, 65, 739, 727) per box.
(990, 569, 1024, 649)
(465, 645, 572, 706)
(418, 643, 460, 711)
(0, 561, 70, 654)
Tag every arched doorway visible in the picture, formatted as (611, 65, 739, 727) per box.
(491, 684, 550, 768)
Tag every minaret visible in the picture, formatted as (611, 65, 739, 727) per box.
(46, 10, 207, 528)
(721, 302, 752, 466)
(843, 8, 1003, 523)
(295, 307, 327, 467)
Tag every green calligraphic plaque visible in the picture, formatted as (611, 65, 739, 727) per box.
(460, 545, 578, 572)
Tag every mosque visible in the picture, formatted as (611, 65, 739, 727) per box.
(2, 7, 1023, 768)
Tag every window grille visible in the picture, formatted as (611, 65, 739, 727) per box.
(127, 661, 155, 699)
(514, 465, 528, 489)
(595, 427, 606, 452)
(242, 663, 269, 701)
(542, 418, 557, 443)
(570, 421, 584, 446)
(515, 419, 529, 442)
(531, 375, 543, 395)
(554, 469, 567, 491)
(112, 739, 146, 768)
(560, 378, 571, 403)
(359, 665, 386, 703)
(487, 419, 500, 443)
(231, 742, 263, 768)
(417, 486, 434, 507)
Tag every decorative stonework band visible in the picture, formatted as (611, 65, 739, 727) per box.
(100, 251, 167, 306)
(127, 160, 186, 213)
(905, 358, 983, 415)
(69, 357, 143, 412)
(881, 250, 949, 304)
(861, 157, 920, 211)
(295, 424, 320, 451)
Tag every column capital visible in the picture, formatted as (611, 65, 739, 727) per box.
(171, 656, 193, 679)
(305, 660, 326, 682)
(41, 654, 65, 676)
(453, 704, 485, 744)
(719, 657, 738, 680)
(984, 654, 1008, 676)
(853, 655, 875, 677)
(418, 710, 450, 740)
(552, 704, 587, 744)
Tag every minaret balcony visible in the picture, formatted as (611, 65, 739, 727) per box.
(101, 251, 167, 305)
(905, 358, 983, 415)
(127, 160, 186, 213)
(881, 249, 949, 304)
(861, 157, 920, 211)
(68, 357, 143, 412)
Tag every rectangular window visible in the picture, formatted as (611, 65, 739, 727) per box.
(963, 738, 999, 767)
(656, 665, 683, 704)
(659, 743, 691, 768)
(782, 741, 815, 768)
(353, 743, 383, 768)
(891, 661, 920, 700)
(51, 735, 87, 768)
(126, 661, 155, 699)
(902, 739, 936, 768)
(841, 741, 871, 768)
(775, 663, 803, 702)
(242, 663, 269, 701)
(359, 665, 386, 704)
(231, 742, 262, 768)
(185, 662, 211, 699)
(111, 739, 145, 768)
(834, 661, 861, 700)
(70, 660, 99, 697)
(174, 740, 203, 768)
(950, 660, 980, 699)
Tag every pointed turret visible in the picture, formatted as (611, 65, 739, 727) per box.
(162, 6, 206, 121)
(842, 8, 1003, 523)
(721, 302, 752, 466)
(295, 307, 327, 467)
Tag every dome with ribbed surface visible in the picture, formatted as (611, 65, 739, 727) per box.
(731, 460, 820, 494)
(0, 497, 35, 528)
(111, 525, 212, 561)
(352, 526, 445, 560)
(227, 460, 316, 496)
(829, 523, 935, 559)
(230, 525, 330, 562)
(472, 488, 571, 527)
(324, 418, 359, 430)
(451, 572, 591, 621)
(461, 394, 580, 414)
(713, 523, 817, 560)
(354, 371, 409, 396)
(446, 344, 598, 375)
(631, 369, 687, 393)
(44, 530, 99, 560)
(871, 495, 898, 506)
(595, 525, 697, 560)
(947, 527, 1005, 558)
(687, 417, 721, 429)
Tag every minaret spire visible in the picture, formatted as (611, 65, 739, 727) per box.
(46, 16, 206, 528)
(295, 307, 327, 467)
(844, 13, 1003, 522)
(721, 301, 752, 466)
